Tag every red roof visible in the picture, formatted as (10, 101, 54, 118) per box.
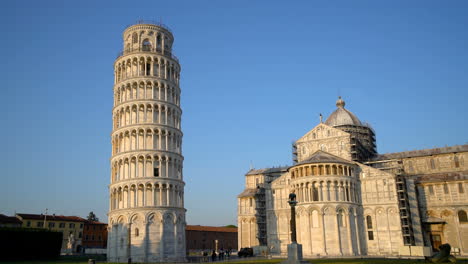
(16, 213, 86, 222)
(0, 214, 22, 224)
(84, 220, 108, 225)
(186, 225, 237, 233)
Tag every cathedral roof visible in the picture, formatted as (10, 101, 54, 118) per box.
(294, 150, 354, 166)
(372, 144, 468, 160)
(324, 97, 362, 127)
(237, 189, 257, 198)
(246, 166, 288, 176)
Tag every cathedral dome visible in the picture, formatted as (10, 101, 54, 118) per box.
(324, 97, 362, 126)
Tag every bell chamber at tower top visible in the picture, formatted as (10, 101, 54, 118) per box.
(115, 22, 179, 63)
(114, 23, 181, 86)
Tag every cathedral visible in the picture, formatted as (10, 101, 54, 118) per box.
(238, 97, 468, 258)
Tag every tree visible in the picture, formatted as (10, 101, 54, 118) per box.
(225, 225, 237, 228)
(87, 211, 99, 222)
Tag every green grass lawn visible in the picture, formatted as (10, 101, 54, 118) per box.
(226, 259, 425, 264)
(2, 257, 467, 264)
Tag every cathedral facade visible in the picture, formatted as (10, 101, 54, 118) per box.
(238, 97, 468, 257)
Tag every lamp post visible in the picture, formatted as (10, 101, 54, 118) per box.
(281, 192, 305, 264)
(288, 193, 298, 243)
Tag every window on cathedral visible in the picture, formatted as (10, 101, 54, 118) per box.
(154, 167, 159, 177)
(454, 156, 460, 168)
(132, 33, 138, 44)
(458, 211, 468, 223)
(366, 216, 373, 229)
(429, 185, 434, 195)
(312, 186, 319, 201)
(443, 184, 449, 194)
(366, 215, 374, 240)
(459, 183, 464, 193)
(249, 198, 252, 207)
(430, 158, 436, 169)
(135, 228, 139, 237)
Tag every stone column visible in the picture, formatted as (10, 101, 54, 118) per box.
(336, 213, 342, 255)
(321, 212, 327, 255)
(346, 212, 352, 255)
(354, 211, 361, 255)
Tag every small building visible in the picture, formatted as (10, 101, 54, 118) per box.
(0, 214, 22, 227)
(16, 213, 86, 253)
(82, 221, 107, 250)
(186, 225, 237, 253)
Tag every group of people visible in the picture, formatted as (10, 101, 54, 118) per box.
(202, 248, 232, 262)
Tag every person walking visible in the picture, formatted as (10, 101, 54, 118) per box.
(211, 250, 217, 262)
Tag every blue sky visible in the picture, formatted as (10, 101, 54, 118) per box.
(2, 0, 467, 226)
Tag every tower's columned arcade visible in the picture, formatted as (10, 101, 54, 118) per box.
(108, 22, 185, 263)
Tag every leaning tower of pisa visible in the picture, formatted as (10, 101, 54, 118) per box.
(108, 22, 185, 262)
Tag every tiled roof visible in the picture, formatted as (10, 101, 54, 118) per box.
(237, 188, 257, 198)
(16, 213, 86, 222)
(84, 220, 108, 225)
(186, 225, 237, 233)
(0, 214, 22, 224)
(295, 150, 353, 166)
(246, 166, 288, 176)
(373, 144, 468, 160)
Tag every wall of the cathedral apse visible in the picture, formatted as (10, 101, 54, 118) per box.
(269, 162, 364, 257)
(295, 124, 352, 162)
(358, 164, 404, 256)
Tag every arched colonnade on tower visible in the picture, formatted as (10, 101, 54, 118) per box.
(111, 127, 182, 155)
(111, 154, 182, 182)
(113, 80, 180, 107)
(110, 182, 184, 210)
(115, 56, 180, 84)
(113, 103, 181, 130)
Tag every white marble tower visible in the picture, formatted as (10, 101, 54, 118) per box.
(108, 21, 185, 262)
